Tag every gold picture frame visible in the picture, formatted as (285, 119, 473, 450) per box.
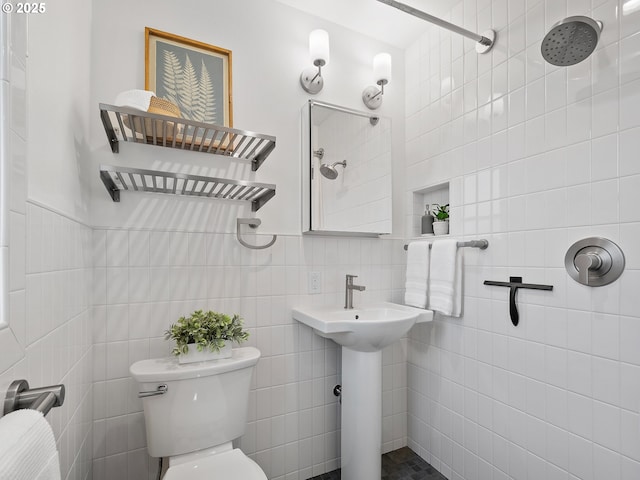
(145, 27, 233, 128)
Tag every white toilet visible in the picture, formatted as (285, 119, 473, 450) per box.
(130, 347, 266, 480)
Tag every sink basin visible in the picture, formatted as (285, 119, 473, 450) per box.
(292, 302, 433, 352)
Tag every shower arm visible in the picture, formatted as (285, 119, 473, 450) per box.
(376, 0, 495, 52)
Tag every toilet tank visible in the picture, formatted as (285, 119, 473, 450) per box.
(130, 347, 260, 458)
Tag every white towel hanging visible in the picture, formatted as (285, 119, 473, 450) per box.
(0, 409, 61, 480)
(404, 242, 430, 308)
(429, 239, 463, 317)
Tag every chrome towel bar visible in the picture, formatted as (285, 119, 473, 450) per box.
(3, 380, 65, 417)
(403, 239, 489, 251)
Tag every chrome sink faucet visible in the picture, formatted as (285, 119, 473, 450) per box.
(345, 274, 366, 309)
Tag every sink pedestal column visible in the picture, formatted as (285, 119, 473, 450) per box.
(341, 347, 382, 480)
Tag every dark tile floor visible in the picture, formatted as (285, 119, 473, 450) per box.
(308, 447, 448, 480)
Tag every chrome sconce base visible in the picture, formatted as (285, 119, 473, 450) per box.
(362, 80, 387, 110)
(300, 66, 324, 94)
(362, 85, 383, 110)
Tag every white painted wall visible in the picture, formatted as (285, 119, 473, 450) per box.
(405, 1, 640, 479)
(28, 0, 93, 221)
(89, 0, 406, 237)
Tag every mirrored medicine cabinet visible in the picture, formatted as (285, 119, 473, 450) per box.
(302, 100, 392, 236)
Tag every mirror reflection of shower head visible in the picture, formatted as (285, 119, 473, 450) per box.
(541, 16, 603, 66)
(320, 160, 347, 180)
(313, 148, 325, 160)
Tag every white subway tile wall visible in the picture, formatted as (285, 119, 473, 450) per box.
(91, 230, 407, 479)
(0, 202, 93, 480)
(405, 0, 640, 479)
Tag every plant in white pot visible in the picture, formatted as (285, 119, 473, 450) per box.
(165, 309, 249, 364)
(431, 203, 450, 235)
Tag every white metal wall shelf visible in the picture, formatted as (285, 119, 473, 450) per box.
(99, 103, 276, 171)
(100, 165, 276, 212)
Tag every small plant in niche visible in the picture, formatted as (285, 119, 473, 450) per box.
(165, 309, 249, 358)
(431, 203, 450, 221)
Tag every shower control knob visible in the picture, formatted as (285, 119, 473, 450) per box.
(574, 251, 604, 286)
(565, 237, 625, 287)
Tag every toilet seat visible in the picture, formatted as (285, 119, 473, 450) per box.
(163, 448, 267, 480)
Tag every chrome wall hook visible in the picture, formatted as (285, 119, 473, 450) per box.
(236, 218, 277, 250)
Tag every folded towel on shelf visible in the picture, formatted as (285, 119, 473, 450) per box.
(429, 239, 463, 317)
(114, 89, 156, 111)
(0, 409, 61, 480)
(404, 241, 430, 308)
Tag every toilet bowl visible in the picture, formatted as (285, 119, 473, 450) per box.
(130, 347, 266, 479)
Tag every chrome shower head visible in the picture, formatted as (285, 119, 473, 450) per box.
(541, 16, 603, 66)
(320, 160, 347, 180)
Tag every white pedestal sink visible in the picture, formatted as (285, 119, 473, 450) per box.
(292, 302, 433, 480)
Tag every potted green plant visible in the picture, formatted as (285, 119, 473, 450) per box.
(165, 309, 249, 364)
(431, 203, 450, 235)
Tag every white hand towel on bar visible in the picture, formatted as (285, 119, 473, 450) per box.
(429, 239, 463, 317)
(404, 241, 430, 308)
(0, 409, 61, 480)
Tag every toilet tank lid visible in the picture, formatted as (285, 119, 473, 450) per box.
(130, 346, 261, 382)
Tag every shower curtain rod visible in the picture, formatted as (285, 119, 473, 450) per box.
(376, 0, 495, 53)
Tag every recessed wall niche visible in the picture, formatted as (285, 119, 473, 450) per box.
(410, 182, 449, 238)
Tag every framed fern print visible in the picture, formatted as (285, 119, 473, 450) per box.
(145, 28, 233, 128)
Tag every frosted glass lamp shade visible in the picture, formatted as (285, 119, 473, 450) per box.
(362, 53, 392, 110)
(373, 53, 392, 85)
(309, 29, 330, 67)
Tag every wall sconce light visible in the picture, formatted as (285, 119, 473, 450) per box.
(362, 53, 392, 110)
(300, 29, 330, 95)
